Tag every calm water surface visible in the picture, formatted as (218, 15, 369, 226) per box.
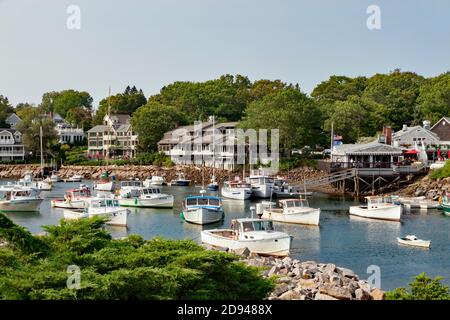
(2, 179, 450, 291)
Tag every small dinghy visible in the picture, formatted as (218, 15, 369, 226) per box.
(397, 235, 431, 248)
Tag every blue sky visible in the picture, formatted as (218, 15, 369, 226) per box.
(1, 0, 449, 107)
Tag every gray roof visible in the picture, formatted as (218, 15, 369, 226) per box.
(334, 141, 403, 156)
(5, 113, 22, 125)
(109, 114, 130, 125)
(116, 124, 131, 132)
(393, 125, 439, 140)
(87, 125, 109, 133)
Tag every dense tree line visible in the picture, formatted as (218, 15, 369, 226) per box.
(1, 70, 450, 156)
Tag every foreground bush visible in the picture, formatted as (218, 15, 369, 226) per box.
(0, 215, 273, 300)
(386, 273, 450, 300)
(430, 160, 450, 180)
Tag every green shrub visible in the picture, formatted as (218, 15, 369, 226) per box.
(430, 160, 450, 180)
(0, 213, 273, 300)
(386, 272, 450, 300)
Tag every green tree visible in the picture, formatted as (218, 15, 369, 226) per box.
(416, 72, 450, 124)
(131, 102, 187, 152)
(15, 107, 58, 159)
(65, 106, 93, 130)
(94, 86, 146, 124)
(239, 88, 322, 153)
(0, 95, 14, 127)
(362, 70, 425, 130)
(387, 273, 450, 300)
(150, 74, 254, 122)
(324, 96, 376, 143)
(40, 90, 93, 119)
(0, 213, 274, 300)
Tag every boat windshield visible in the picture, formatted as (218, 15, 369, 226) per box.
(95, 199, 120, 207)
(186, 197, 220, 206)
(285, 200, 308, 208)
(14, 191, 32, 197)
(143, 188, 161, 194)
(242, 220, 274, 232)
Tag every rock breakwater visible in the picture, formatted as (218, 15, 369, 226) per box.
(243, 254, 385, 300)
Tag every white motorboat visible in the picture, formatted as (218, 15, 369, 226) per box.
(63, 197, 129, 226)
(50, 171, 62, 183)
(118, 182, 174, 208)
(143, 175, 165, 187)
(93, 172, 116, 191)
(247, 175, 274, 198)
(397, 235, 431, 248)
(201, 217, 292, 257)
(51, 184, 92, 209)
(181, 192, 224, 225)
(65, 174, 83, 183)
(17, 173, 52, 191)
(170, 173, 191, 186)
(349, 196, 402, 221)
(0, 187, 43, 212)
(221, 180, 252, 200)
(261, 198, 320, 226)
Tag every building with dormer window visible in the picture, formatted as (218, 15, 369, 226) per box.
(87, 114, 138, 159)
(0, 128, 25, 161)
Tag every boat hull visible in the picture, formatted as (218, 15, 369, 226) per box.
(201, 230, 292, 257)
(171, 180, 191, 186)
(221, 188, 252, 200)
(262, 208, 320, 226)
(63, 209, 89, 220)
(182, 206, 224, 225)
(251, 184, 272, 198)
(89, 209, 129, 226)
(94, 181, 115, 192)
(349, 205, 402, 221)
(440, 203, 450, 216)
(0, 198, 43, 212)
(119, 195, 174, 208)
(397, 238, 431, 248)
(51, 199, 88, 209)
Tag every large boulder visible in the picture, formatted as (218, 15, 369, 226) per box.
(315, 293, 338, 300)
(355, 288, 371, 300)
(319, 284, 353, 300)
(278, 290, 302, 300)
(370, 288, 386, 300)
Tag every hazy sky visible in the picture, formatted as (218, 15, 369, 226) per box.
(1, 0, 449, 108)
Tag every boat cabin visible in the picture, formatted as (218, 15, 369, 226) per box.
(122, 187, 162, 198)
(0, 188, 37, 200)
(280, 199, 310, 208)
(231, 218, 274, 234)
(248, 176, 274, 185)
(185, 195, 221, 207)
(225, 181, 251, 188)
(66, 186, 91, 198)
(120, 180, 143, 189)
(88, 198, 120, 208)
(364, 196, 393, 208)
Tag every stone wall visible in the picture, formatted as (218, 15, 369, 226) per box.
(0, 164, 328, 185)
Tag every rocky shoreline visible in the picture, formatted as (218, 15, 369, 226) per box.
(208, 247, 385, 300)
(0, 164, 328, 185)
(396, 175, 447, 199)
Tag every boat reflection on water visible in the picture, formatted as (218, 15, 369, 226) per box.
(274, 221, 321, 256)
(349, 214, 402, 242)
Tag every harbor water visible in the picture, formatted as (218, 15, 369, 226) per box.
(2, 179, 450, 291)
